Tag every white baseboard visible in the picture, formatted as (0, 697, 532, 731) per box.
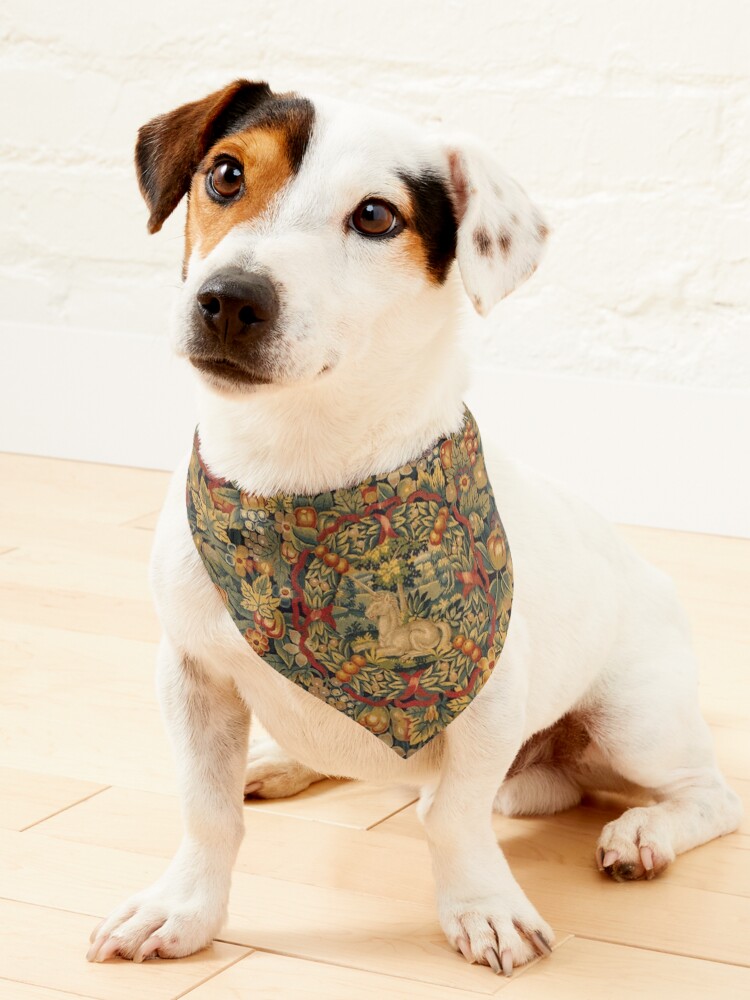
(2, 322, 748, 538)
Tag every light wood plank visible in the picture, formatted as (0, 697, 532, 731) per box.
(243, 775, 416, 829)
(0, 535, 155, 602)
(0, 452, 169, 525)
(185, 950, 510, 999)
(0, 766, 106, 831)
(124, 510, 160, 531)
(0, 899, 249, 1000)
(500, 936, 750, 999)
(0, 982, 99, 1000)
(0, 623, 173, 792)
(0, 512, 154, 560)
(0, 583, 159, 643)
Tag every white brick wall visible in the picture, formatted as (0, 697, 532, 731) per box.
(1, 0, 749, 532)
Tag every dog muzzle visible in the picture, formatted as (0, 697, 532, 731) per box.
(186, 408, 512, 758)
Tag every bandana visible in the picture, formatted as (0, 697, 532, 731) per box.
(186, 408, 512, 758)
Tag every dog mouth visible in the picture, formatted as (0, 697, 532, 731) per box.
(188, 356, 272, 386)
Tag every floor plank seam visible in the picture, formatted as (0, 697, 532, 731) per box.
(573, 932, 750, 969)
(209, 938, 525, 992)
(171, 945, 254, 999)
(19, 785, 113, 833)
(0, 974, 99, 1000)
(364, 796, 420, 830)
(0, 895, 102, 922)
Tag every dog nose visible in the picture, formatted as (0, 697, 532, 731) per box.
(195, 269, 279, 347)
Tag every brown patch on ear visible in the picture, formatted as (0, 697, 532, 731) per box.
(498, 230, 513, 257)
(135, 80, 272, 234)
(186, 128, 294, 260)
(537, 221, 549, 241)
(447, 150, 469, 222)
(473, 228, 493, 256)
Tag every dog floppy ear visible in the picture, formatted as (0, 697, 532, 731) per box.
(445, 136, 549, 316)
(135, 79, 272, 234)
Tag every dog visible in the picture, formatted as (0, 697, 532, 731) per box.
(86, 80, 742, 974)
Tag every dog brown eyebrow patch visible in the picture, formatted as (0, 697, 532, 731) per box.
(185, 97, 314, 264)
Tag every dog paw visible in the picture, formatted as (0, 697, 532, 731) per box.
(440, 893, 555, 975)
(86, 885, 223, 962)
(596, 806, 676, 881)
(245, 737, 324, 799)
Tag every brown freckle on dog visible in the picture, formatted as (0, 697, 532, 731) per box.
(498, 230, 513, 257)
(537, 221, 549, 241)
(473, 228, 493, 256)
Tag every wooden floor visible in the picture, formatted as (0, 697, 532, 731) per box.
(0, 451, 748, 1000)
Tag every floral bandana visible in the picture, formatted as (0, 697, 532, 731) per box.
(186, 409, 512, 758)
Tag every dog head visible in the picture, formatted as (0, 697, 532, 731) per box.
(136, 80, 548, 395)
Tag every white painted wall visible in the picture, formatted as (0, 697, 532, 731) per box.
(1, 0, 749, 534)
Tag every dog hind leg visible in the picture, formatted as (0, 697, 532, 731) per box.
(495, 765, 582, 816)
(591, 648, 742, 881)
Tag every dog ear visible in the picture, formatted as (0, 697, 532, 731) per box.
(135, 79, 272, 234)
(445, 136, 549, 316)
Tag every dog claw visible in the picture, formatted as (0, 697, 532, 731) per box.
(85, 935, 105, 962)
(640, 845, 655, 877)
(484, 947, 502, 974)
(596, 846, 605, 871)
(501, 948, 514, 977)
(601, 849, 619, 868)
(89, 937, 121, 963)
(530, 930, 552, 956)
(134, 933, 162, 963)
(89, 919, 104, 944)
(457, 937, 474, 963)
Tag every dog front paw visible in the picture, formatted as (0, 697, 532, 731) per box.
(440, 893, 555, 975)
(86, 883, 225, 963)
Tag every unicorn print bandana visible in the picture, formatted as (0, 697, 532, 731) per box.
(186, 408, 512, 758)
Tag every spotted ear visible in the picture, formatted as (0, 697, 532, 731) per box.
(445, 136, 549, 316)
(135, 79, 272, 234)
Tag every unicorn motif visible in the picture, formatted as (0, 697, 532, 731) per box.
(350, 574, 452, 660)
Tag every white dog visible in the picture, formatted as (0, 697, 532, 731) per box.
(87, 80, 742, 975)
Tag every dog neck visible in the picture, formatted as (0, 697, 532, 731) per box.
(194, 311, 468, 496)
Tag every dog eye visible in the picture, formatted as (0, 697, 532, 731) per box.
(207, 158, 244, 201)
(349, 199, 401, 237)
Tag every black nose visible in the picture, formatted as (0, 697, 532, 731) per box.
(195, 269, 279, 348)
